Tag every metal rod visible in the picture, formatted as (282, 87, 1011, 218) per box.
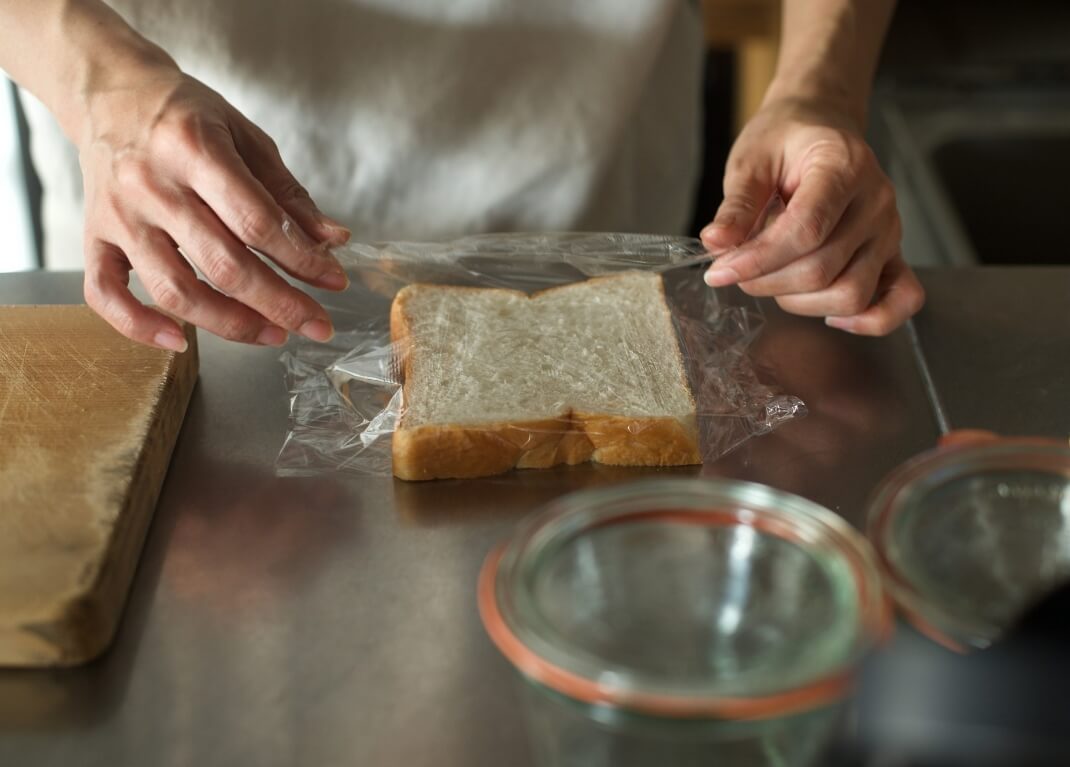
(905, 317, 951, 436)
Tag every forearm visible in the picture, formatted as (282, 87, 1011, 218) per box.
(0, 0, 177, 144)
(764, 0, 896, 128)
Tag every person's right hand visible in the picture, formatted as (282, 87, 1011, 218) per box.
(78, 62, 351, 351)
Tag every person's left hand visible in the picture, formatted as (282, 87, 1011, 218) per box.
(700, 97, 924, 336)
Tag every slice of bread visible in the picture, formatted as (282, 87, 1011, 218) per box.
(390, 270, 699, 480)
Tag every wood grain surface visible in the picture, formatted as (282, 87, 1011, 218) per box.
(0, 305, 198, 667)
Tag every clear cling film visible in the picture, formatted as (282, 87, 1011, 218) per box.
(276, 231, 805, 479)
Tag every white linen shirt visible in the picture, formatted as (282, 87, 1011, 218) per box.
(23, 0, 704, 269)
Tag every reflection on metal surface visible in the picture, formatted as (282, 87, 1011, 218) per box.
(911, 268, 1070, 438)
(706, 305, 934, 528)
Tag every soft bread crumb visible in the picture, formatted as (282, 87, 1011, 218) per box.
(390, 271, 699, 480)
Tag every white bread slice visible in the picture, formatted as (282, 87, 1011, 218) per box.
(390, 271, 699, 480)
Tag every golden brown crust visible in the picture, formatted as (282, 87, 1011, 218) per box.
(391, 418, 583, 481)
(389, 276, 701, 481)
(574, 413, 701, 466)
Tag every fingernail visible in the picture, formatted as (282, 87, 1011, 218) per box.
(317, 266, 349, 291)
(256, 326, 288, 346)
(704, 264, 741, 288)
(299, 318, 334, 342)
(825, 316, 858, 333)
(153, 329, 188, 353)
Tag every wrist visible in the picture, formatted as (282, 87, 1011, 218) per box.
(50, 3, 180, 147)
(763, 0, 894, 133)
(761, 70, 866, 133)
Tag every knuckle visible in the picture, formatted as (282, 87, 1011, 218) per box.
(875, 180, 898, 213)
(201, 248, 248, 294)
(269, 294, 311, 330)
(108, 308, 139, 339)
(89, 291, 137, 338)
(158, 115, 200, 154)
(215, 313, 260, 343)
(114, 156, 153, 192)
(800, 257, 835, 291)
(792, 212, 828, 251)
(725, 152, 752, 176)
(835, 282, 873, 316)
(161, 114, 222, 157)
(276, 179, 311, 204)
(242, 118, 279, 153)
(235, 207, 280, 246)
(809, 138, 867, 191)
(852, 143, 877, 173)
(741, 246, 771, 279)
(149, 273, 194, 315)
(722, 193, 760, 219)
(260, 132, 282, 158)
(810, 135, 851, 166)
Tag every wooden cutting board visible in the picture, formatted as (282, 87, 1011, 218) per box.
(0, 305, 198, 667)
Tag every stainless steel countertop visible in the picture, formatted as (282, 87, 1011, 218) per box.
(912, 267, 1070, 437)
(0, 268, 1064, 767)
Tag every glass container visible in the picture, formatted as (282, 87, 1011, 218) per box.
(479, 478, 888, 767)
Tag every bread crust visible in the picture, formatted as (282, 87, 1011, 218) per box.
(390, 275, 700, 481)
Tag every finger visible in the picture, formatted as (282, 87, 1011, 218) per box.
(174, 196, 336, 342)
(824, 255, 925, 336)
(737, 199, 864, 297)
(126, 229, 288, 346)
(706, 161, 855, 288)
(232, 118, 351, 246)
(83, 239, 189, 352)
(189, 132, 349, 292)
(701, 158, 777, 253)
(775, 236, 889, 318)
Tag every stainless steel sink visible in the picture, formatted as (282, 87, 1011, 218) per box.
(871, 88, 1070, 267)
(931, 133, 1069, 265)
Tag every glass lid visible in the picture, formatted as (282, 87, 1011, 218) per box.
(867, 440, 1070, 651)
(479, 479, 887, 719)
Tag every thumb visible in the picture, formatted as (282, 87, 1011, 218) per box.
(701, 167, 776, 252)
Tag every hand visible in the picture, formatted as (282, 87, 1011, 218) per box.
(78, 63, 351, 351)
(700, 97, 924, 336)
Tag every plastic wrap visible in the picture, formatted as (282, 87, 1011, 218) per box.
(276, 232, 805, 479)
